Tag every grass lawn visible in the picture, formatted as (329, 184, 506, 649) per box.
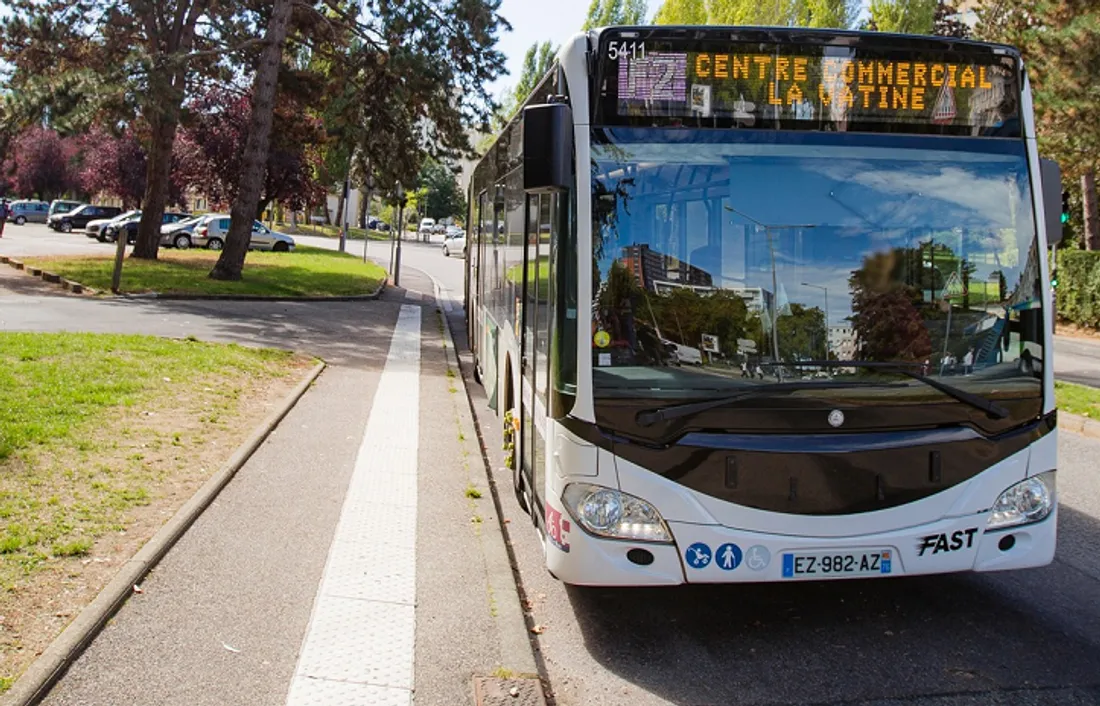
(1055, 380, 1100, 418)
(24, 246, 387, 297)
(0, 332, 312, 691)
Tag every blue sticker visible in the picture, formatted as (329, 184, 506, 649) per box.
(782, 553, 794, 578)
(685, 542, 712, 569)
(715, 543, 743, 571)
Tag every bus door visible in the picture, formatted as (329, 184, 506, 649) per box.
(520, 194, 550, 517)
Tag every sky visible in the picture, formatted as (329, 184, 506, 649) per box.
(486, 0, 664, 99)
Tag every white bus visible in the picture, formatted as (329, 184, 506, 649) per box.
(466, 26, 1061, 585)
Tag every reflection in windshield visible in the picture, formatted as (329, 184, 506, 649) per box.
(591, 128, 1043, 395)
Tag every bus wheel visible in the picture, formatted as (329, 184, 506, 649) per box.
(504, 409, 530, 514)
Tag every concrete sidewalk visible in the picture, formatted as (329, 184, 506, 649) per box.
(2, 267, 539, 705)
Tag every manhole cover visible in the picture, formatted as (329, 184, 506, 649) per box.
(473, 676, 546, 706)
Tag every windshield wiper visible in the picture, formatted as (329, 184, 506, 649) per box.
(634, 381, 898, 427)
(793, 360, 1010, 420)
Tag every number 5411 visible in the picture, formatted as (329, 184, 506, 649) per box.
(608, 41, 646, 61)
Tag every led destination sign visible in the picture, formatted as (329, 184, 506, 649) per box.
(607, 38, 1020, 134)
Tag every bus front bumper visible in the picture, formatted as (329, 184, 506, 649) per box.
(545, 504, 1057, 587)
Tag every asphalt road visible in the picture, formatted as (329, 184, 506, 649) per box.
(1053, 336, 1100, 388)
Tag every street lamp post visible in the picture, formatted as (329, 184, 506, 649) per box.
(393, 183, 405, 287)
(802, 282, 831, 375)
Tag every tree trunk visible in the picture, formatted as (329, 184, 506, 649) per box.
(130, 1, 207, 259)
(210, 0, 294, 281)
(131, 94, 182, 259)
(335, 192, 346, 230)
(357, 185, 369, 228)
(1084, 171, 1099, 250)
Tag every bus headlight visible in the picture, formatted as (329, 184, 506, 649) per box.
(987, 472, 1055, 530)
(561, 483, 672, 543)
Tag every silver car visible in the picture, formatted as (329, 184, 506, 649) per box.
(8, 200, 50, 224)
(86, 210, 140, 240)
(194, 215, 295, 252)
(159, 215, 206, 249)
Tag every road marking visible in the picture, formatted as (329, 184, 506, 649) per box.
(286, 305, 421, 706)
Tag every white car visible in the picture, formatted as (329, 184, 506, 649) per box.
(86, 209, 140, 240)
(419, 217, 436, 234)
(442, 230, 466, 257)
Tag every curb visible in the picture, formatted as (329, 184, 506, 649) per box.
(433, 290, 542, 685)
(0, 257, 98, 295)
(0, 256, 384, 300)
(1, 360, 327, 706)
(125, 281, 386, 302)
(1059, 410, 1100, 439)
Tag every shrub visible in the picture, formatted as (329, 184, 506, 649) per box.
(1056, 250, 1100, 328)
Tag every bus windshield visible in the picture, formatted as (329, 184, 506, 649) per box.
(590, 127, 1044, 406)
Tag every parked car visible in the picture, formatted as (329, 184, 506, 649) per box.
(49, 205, 122, 232)
(8, 200, 50, 224)
(442, 230, 466, 257)
(106, 212, 189, 244)
(87, 209, 140, 240)
(194, 216, 295, 251)
(418, 218, 436, 235)
(367, 217, 391, 232)
(48, 200, 83, 218)
(159, 215, 206, 249)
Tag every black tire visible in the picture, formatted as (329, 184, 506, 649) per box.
(61, 221, 72, 233)
(14, 216, 25, 225)
(272, 241, 289, 252)
(173, 234, 191, 249)
(442, 245, 450, 257)
(207, 238, 224, 251)
(96, 233, 107, 242)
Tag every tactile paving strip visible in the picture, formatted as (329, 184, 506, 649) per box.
(286, 305, 421, 706)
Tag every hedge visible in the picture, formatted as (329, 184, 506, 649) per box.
(1056, 250, 1100, 328)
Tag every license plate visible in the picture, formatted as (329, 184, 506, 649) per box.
(781, 549, 892, 578)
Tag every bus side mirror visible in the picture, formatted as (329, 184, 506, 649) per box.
(1041, 157, 1063, 248)
(523, 102, 573, 193)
